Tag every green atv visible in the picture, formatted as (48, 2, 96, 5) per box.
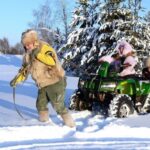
(69, 61, 150, 118)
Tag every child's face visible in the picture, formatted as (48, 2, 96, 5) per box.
(25, 43, 34, 52)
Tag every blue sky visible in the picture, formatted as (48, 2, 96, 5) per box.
(0, 0, 76, 46)
(0, 0, 149, 46)
(0, 0, 43, 45)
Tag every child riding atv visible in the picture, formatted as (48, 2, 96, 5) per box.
(99, 40, 137, 77)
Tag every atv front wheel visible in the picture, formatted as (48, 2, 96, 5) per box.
(142, 94, 150, 113)
(109, 94, 134, 118)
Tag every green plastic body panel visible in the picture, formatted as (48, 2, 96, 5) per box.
(97, 62, 110, 77)
(79, 61, 150, 97)
(116, 79, 137, 95)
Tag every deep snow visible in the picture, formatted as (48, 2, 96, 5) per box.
(0, 54, 150, 150)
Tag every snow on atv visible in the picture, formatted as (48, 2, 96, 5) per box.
(69, 61, 150, 118)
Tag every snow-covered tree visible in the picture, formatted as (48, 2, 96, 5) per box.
(97, 0, 150, 72)
(61, 0, 150, 75)
(102, 1, 150, 72)
(128, 0, 142, 20)
(60, 0, 101, 75)
(145, 11, 150, 23)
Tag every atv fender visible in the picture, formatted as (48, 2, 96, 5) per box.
(116, 79, 137, 95)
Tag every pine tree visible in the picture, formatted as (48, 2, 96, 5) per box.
(61, 0, 150, 76)
(145, 11, 150, 23)
(60, 0, 101, 76)
(128, 0, 142, 20)
(95, 0, 150, 72)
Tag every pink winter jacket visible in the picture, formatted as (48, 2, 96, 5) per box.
(119, 55, 137, 76)
(98, 55, 114, 63)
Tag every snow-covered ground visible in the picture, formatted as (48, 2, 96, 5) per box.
(0, 54, 150, 150)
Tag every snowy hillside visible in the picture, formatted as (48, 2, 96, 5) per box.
(0, 54, 150, 150)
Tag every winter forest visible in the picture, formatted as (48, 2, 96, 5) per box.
(0, 0, 150, 76)
(1, 0, 150, 149)
(61, 0, 150, 76)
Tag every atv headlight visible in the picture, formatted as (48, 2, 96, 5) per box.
(101, 82, 116, 88)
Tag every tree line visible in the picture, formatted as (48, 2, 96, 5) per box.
(0, 38, 24, 54)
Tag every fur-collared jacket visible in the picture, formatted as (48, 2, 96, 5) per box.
(23, 41, 65, 88)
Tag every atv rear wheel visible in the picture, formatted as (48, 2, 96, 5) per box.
(69, 90, 89, 111)
(69, 93, 79, 110)
(109, 94, 134, 118)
